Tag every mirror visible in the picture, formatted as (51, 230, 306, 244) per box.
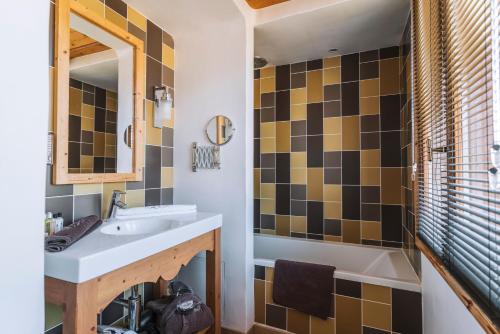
(205, 116, 235, 146)
(54, 0, 144, 184)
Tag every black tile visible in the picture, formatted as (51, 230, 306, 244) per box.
(276, 184, 290, 215)
(324, 101, 341, 117)
(307, 233, 323, 240)
(382, 241, 402, 248)
(291, 62, 306, 73)
(145, 189, 161, 206)
(82, 83, 95, 93)
(261, 93, 275, 107)
(361, 132, 380, 149)
(291, 72, 306, 88)
(341, 82, 359, 116)
(266, 304, 286, 330)
(392, 289, 422, 334)
(69, 78, 82, 89)
(342, 186, 360, 219)
(307, 135, 323, 167)
(74, 194, 101, 220)
(307, 201, 323, 234)
(45, 196, 73, 224)
(361, 115, 380, 132)
(82, 131, 93, 143)
(261, 214, 275, 229)
(324, 168, 341, 184)
(291, 232, 306, 239)
(360, 49, 379, 63)
(291, 185, 306, 200)
(94, 108, 106, 132)
(362, 239, 382, 246)
(291, 136, 307, 152)
(261, 107, 275, 122)
(291, 120, 307, 136)
(380, 94, 401, 131)
(254, 139, 260, 168)
(68, 115, 81, 142)
(363, 326, 390, 334)
(380, 46, 399, 59)
(276, 91, 290, 121)
(105, 0, 127, 17)
(45, 166, 73, 197)
(360, 61, 379, 80)
(361, 203, 381, 221)
(147, 20, 163, 61)
(81, 143, 93, 156)
(261, 153, 276, 168)
(101, 293, 124, 325)
(94, 157, 105, 173)
(291, 200, 307, 216)
(162, 147, 173, 167)
(362, 186, 380, 203)
(324, 84, 340, 101)
(336, 279, 361, 298)
(68, 142, 80, 169)
(307, 59, 323, 71)
(307, 103, 323, 135)
(381, 131, 401, 167)
(46, 324, 62, 334)
(146, 56, 162, 100)
(162, 127, 174, 147)
(261, 169, 275, 183)
(382, 205, 402, 242)
(105, 158, 116, 172)
(342, 151, 360, 185)
(324, 219, 341, 236)
(255, 265, 265, 279)
(341, 53, 359, 82)
(276, 153, 290, 183)
(324, 151, 341, 168)
(276, 64, 290, 91)
(82, 91, 94, 105)
(254, 109, 260, 138)
(161, 188, 174, 205)
(145, 145, 161, 189)
(95, 87, 106, 108)
(254, 69, 261, 79)
(254, 199, 260, 228)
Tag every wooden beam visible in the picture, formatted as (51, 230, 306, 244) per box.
(246, 0, 289, 9)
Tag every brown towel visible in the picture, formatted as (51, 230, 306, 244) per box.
(272, 259, 335, 319)
(45, 215, 102, 252)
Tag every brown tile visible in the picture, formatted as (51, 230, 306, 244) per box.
(261, 122, 276, 138)
(254, 79, 261, 108)
(311, 317, 335, 334)
(360, 97, 380, 115)
(261, 138, 276, 153)
(276, 215, 290, 236)
(291, 104, 307, 120)
(307, 168, 323, 201)
(261, 77, 276, 93)
(162, 65, 174, 88)
(147, 20, 163, 61)
(362, 283, 391, 304)
(146, 56, 162, 100)
(360, 49, 379, 63)
(342, 220, 361, 244)
(128, 22, 146, 43)
(324, 184, 341, 202)
(360, 61, 379, 80)
(360, 79, 380, 98)
(324, 56, 340, 68)
(342, 82, 359, 116)
(261, 183, 275, 199)
(361, 168, 380, 186)
(336, 295, 361, 334)
(307, 70, 323, 103)
(69, 88, 82, 116)
(266, 304, 286, 330)
(324, 67, 340, 85)
(276, 122, 290, 152)
(291, 216, 307, 232)
(163, 31, 174, 48)
(291, 72, 306, 89)
(324, 201, 341, 219)
(291, 168, 307, 184)
(266, 265, 274, 282)
(255, 280, 265, 323)
(361, 150, 380, 167)
(291, 152, 307, 168)
(324, 134, 342, 151)
(381, 168, 402, 204)
(361, 221, 381, 240)
(380, 59, 399, 95)
(261, 66, 276, 78)
(324, 117, 341, 135)
(287, 309, 310, 334)
(362, 301, 391, 331)
(105, 0, 127, 17)
(342, 116, 360, 150)
(291, 88, 307, 105)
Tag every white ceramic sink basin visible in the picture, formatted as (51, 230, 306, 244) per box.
(100, 218, 182, 235)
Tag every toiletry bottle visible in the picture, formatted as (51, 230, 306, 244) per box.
(45, 212, 54, 236)
(55, 213, 64, 233)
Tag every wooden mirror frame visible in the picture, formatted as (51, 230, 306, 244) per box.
(53, 0, 144, 184)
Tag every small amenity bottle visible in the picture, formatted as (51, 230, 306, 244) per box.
(45, 212, 54, 236)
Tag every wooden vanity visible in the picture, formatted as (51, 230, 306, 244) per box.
(45, 228, 221, 334)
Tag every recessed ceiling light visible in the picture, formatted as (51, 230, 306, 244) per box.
(328, 48, 338, 53)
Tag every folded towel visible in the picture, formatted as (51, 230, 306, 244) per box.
(45, 215, 102, 252)
(273, 259, 335, 319)
(97, 325, 137, 334)
(114, 205, 197, 220)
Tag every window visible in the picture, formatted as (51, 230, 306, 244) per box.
(413, 0, 500, 324)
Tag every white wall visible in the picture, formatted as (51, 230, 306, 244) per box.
(0, 1, 49, 332)
(421, 255, 485, 334)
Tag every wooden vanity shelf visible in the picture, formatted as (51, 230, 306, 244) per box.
(45, 229, 221, 334)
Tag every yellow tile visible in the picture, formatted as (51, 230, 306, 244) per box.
(102, 182, 125, 216)
(75, 0, 104, 17)
(162, 44, 175, 69)
(126, 189, 145, 208)
(254, 79, 261, 108)
(360, 97, 380, 115)
(94, 132, 105, 156)
(291, 168, 307, 184)
(254, 169, 261, 197)
(360, 78, 380, 97)
(307, 168, 323, 201)
(287, 308, 310, 334)
(276, 122, 290, 152)
(307, 70, 323, 103)
(380, 58, 400, 95)
(80, 156, 93, 170)
(254, 280, 265, 324)
(276, 216, 290, 236)
(265, 281, 273, 304)
(260, 229, 276, 235)
(260, 122, 276, 138)
(342, 220, 361, 244)
(127, 6, 147, 31)
(324, 117, 341, 134)
(325, 235, 342, 243)
(311, 317, 335, 334)
(361, 149, 380, 167)
(362, 300, 391, 331)
(324, 184, 341, 202)
(361, 221, 381, 240)
(291, 104, 307, 120)
(69, 88, 82, 116)
(324, 134, 342, 151)
(291, 88, 307, 105)
(260, 66, 275, 78)
(265, 267, 274, 282)
(361, 168, 380, 186)
(74, 183, 102, 195)
(261, 184, 275, 199)
(161, 167, 174, 187)
(146, 100, 161, 145)
(260, 199, 275, 214)
(82, 117, 93, 131)
(260, 137, 276, 153)
(342, 116, 360, 150)
(105, 7, 127, 30)
(81, 104, 94, 119)
(291, 152, 307, 168)
(381, 168, 402, 204)
(324, 202, 341, 219)
(324, 56, 340, 68)
(260, 77, 275, 93)
(291, 216, 306, 232)
(362, 283, 391, 304)
(323, 67, 340, 85)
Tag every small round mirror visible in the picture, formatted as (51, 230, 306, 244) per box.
(205, 115, 235, 146)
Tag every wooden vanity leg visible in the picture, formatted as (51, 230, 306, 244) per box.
(62, 280, 98, 334)
(206, 228, 221, 334)
(154, 278, 168, 298)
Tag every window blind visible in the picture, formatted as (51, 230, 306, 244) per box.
(414, 0, 500, 320)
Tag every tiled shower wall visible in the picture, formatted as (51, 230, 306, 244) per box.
(254, 47, 405, 247)
(46, 0, 175, 332)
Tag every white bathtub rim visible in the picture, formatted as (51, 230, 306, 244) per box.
(254, 258, 421, 293)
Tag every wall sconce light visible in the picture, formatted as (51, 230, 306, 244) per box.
(153, 86, 173, 128)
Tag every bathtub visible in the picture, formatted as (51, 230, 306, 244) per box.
(254, 234, 420, 292)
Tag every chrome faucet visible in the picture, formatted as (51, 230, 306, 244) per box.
(107, 190, 127, 219)
(113, 285, 141, 332)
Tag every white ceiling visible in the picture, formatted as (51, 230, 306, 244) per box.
(70, 50, 118, 92)
(255, 0, 410, 65)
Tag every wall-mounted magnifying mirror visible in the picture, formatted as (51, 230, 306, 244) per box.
(205, 116, 235, 146)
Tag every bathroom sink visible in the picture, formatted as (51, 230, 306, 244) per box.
(100, 218, 182, 235)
